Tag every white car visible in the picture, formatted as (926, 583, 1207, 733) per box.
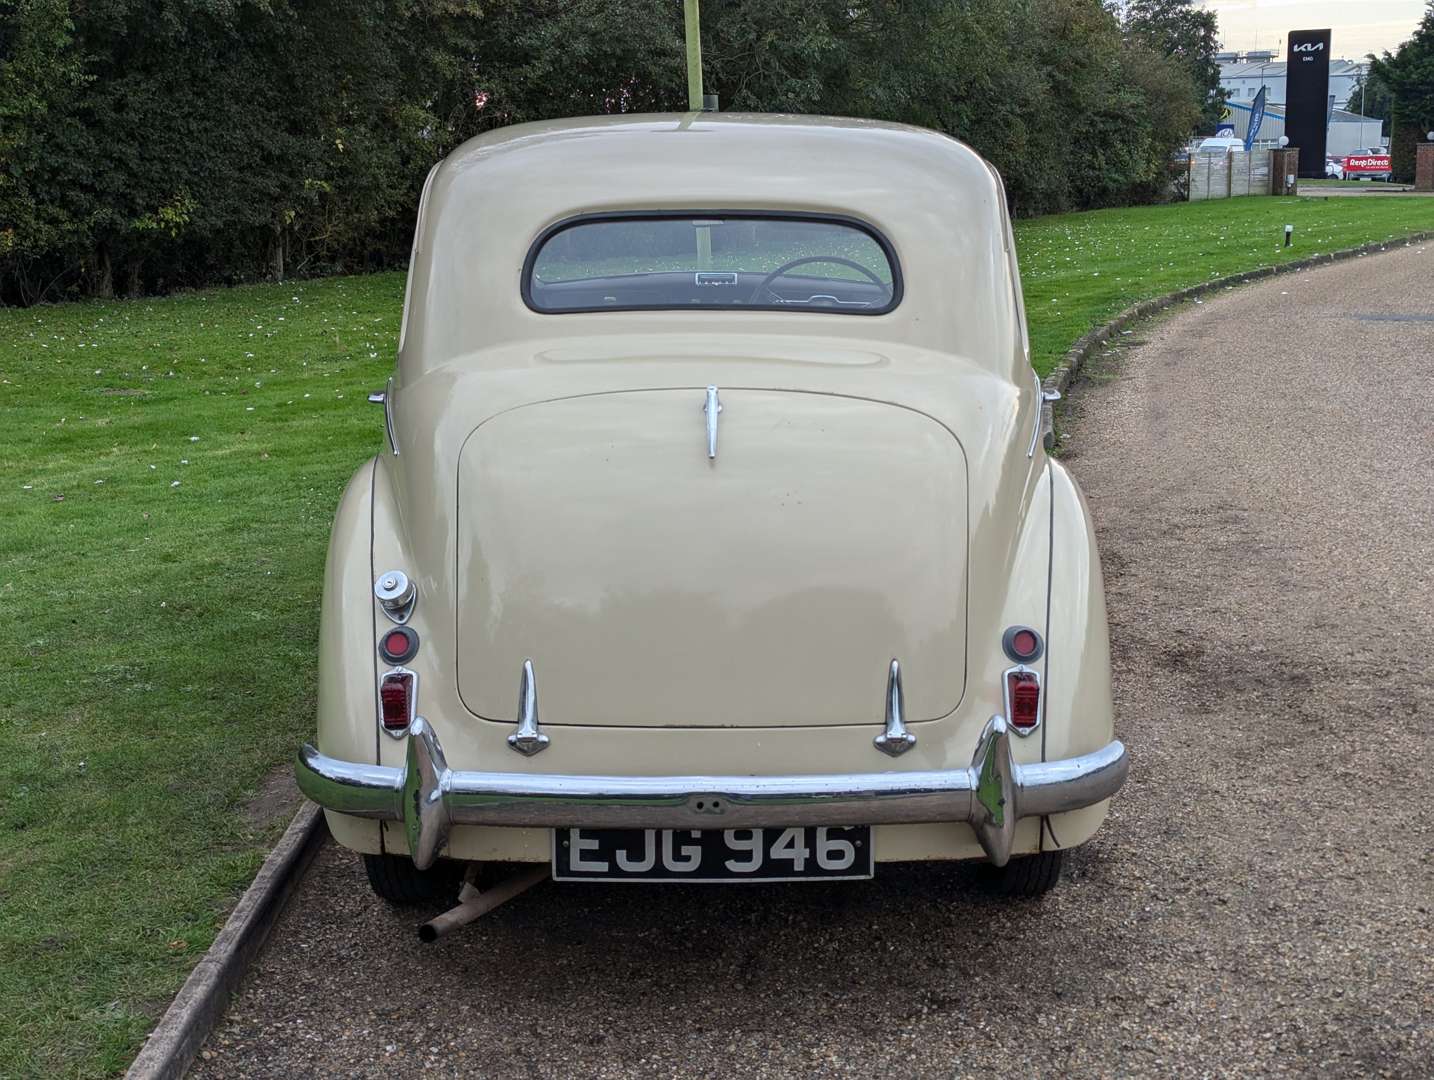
(1196, 135, 1243, 154)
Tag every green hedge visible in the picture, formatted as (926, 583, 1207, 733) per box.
(1, 0, 1216, 305)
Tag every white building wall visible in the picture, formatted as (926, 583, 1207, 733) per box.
(1218, 59, 1369, 112)
(1326, 120, 1386, 157)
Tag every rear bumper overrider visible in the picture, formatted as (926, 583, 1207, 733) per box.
(296, 716, 1128, 870)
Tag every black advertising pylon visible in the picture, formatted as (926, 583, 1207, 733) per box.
(1285, 29, 1333, 178)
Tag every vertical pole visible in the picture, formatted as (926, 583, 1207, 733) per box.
(684, 0, 704, 112)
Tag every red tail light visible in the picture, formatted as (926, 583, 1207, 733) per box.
(1006, 668, 1040, 731)
(380, 671, 415, 732)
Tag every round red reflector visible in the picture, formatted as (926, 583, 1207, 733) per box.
(1001, 625, 1044, 663)
(378, 625, 419, 664)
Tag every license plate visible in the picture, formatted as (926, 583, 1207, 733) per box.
(552, 826, 873, 883)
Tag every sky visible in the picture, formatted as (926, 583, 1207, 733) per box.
(1196, 0, 1428, 59)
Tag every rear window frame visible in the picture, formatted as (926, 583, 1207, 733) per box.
(520, 209, 904, 316)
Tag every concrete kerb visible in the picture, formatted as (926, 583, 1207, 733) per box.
(126, 802, 327, 1080)
(1039, 230, 1434, 434)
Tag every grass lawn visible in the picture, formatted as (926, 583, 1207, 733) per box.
(0, 276, 402, 1077)
(1015, 195, 1433, 373)
(1, 194, 1430, 1078)
(1301, 177, 1402, 190)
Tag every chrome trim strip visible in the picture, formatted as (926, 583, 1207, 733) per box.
(703, 385, 722, 460)
(1026, 372, 1042, 458)
(297, 716, 1128, 870)
(507, 658, 550, 756)
(382, 375, 399, 456)
(1002, 663, 1042, 737)
(873, 658, 917, 756)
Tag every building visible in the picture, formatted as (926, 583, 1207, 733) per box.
(1217, 54, 1371, 113)
(1217, 98, 1386, 158)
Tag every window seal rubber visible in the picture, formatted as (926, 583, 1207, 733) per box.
(520, 209, 904, 317)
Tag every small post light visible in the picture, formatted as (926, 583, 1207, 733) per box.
(1427, 131, 1434, 142)
(1278, 136, 1290, 147)
(1284, 224, 1293, 247)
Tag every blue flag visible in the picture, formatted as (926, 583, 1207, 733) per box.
(1244, 86, 1267, 151)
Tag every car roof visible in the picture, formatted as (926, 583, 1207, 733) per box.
(436, 113, 990, 216)
(400, 113, 1021, 380)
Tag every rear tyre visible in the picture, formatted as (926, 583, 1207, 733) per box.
(988, 849, 1063, 898)
(362, 853, 463, 907)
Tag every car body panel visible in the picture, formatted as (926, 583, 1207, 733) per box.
(311, 114, 1120, 868)
(318, 450, 1101, 864)
(455, 387, 968, 728)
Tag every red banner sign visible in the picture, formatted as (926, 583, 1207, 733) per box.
(1344, 155, 1391, 174)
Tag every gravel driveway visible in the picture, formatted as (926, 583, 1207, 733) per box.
(194, 243, 1434, 1079)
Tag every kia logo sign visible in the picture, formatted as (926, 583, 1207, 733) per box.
(1292, 42, 1324, 52)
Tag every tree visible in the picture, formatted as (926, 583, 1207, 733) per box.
(1, 0, 1216, 303)
(1122, 0, 1225, 132)
(0, 0, 493, 302)
(0, 0, 92, 303)
(1370, 2, 1434, 181)
(705, 0, 1204, 214)
(1117, 40, 1203, 199)
(459, 0, 685, 132)
(1344, 69, 1393, 124)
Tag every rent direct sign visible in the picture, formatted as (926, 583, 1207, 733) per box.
(1344, 154, 1391, 174)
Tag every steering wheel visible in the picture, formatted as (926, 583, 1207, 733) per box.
(749, 255, 891, 305)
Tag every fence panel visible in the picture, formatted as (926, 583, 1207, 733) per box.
(1231, 151, 1251, 196)
(1189, 149, 1273, 201)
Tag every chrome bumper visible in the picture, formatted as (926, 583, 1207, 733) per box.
(296, 716, 1128, 871)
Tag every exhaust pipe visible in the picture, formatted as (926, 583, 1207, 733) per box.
(418, 865, 549, 943)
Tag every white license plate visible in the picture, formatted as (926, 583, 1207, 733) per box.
(552, 826, 873, 882)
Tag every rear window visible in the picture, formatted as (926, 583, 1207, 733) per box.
(523, 212, 900, 315)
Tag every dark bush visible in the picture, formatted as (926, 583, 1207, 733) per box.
(0, 0, 1214, 304)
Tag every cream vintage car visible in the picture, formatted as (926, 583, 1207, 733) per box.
(297, 113, 1128, 914)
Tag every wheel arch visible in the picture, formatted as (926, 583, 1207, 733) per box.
(314, 456, 387, 853)
(1040, 458, 1117, 849)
